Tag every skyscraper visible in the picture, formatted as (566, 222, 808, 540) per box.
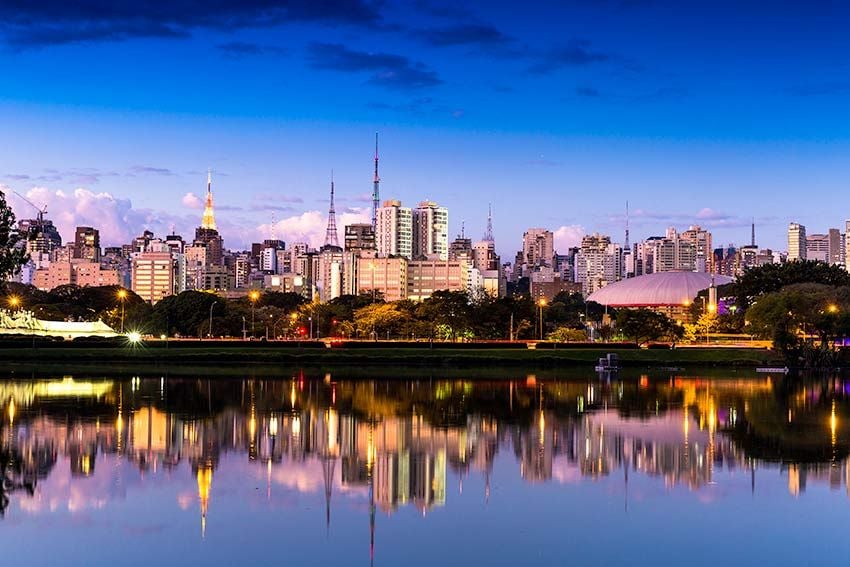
(412, 201, 448, 260)
(376, 200, 412, 259)
(194, 171, 224, 267)
(788, 223, 807, 261)
(522, 228, 554, 268)
(73, 226, 100, 262)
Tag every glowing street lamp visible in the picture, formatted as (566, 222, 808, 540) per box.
(828, 304, 839, 314)
(249, 290, 261, 338)
(117, 289, 128, 333)
(8, 295, 20, 310)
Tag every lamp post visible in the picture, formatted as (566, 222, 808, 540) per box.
(117, 289, 128, 333)
(8, 295, 20, 311)
(249, 290, 260, 339)
(208, 301, 218, 339)
(538, 298, 547, 341)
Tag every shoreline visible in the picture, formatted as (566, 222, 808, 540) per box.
(0, 344, 784, 369)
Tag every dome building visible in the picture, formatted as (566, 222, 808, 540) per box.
(587, 272, 733, 322)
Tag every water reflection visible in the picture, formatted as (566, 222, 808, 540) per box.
(1, 371, 850, 563)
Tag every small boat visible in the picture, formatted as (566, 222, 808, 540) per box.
(756, 367, 789, 374)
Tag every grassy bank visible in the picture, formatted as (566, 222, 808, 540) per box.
(0, 343, 783, 368)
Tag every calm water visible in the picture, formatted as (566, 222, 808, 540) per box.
(2, 368, 850, 566)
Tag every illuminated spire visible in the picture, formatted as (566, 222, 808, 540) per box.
(325, 170, 339, 248)
(201, 169, 217, 230)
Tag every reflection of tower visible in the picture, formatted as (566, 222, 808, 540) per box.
(197, 463, 213, 538)
(322, 454, 335, 533)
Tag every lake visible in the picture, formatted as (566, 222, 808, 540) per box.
(1, 367, 849, 566)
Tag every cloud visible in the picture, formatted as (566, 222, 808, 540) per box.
(414, 24, 512, 47)
(217, 41, 288, 57)
(8, 186, 191, 247)
(2, 174, 31, 180)
(307, 42, 442, 90)
(128, 165, 175, 176)
(0, 0, 383, 48)
(530, 39, 612, 73)
(258, 207, 370, 248)
(554, 224, 586, 251)
(181, 192, 204, 209)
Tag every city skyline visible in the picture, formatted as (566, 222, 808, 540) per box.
(2, 1, 849, 255)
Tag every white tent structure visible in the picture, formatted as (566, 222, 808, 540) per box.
(0, 309, 120, 339)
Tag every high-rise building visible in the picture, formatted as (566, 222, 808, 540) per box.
(412, 201, 448, 260)
(73, 226, 100, 262)
(680, 225, 713, 272)
(193, 172, 224, 268)
(573, 233, 622, 296)
(376, 200, 412, 259)
(18, 218, 62, 255)
(344, 224, 376, 252)
(132, 252, 175, 304)
(806, 233, 833, 263)
(356, 254, 408, 302)
(788, 223, 806, 261)
(522, 228, 554, 269)
(829, 228, 842, 265)
(407, 259, 468, 301)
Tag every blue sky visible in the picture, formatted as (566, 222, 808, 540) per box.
(1, 0, 849, 255)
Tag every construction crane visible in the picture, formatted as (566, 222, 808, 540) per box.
(12, 191, 48, 231)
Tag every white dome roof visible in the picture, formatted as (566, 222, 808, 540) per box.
(587, 272, 733, 307)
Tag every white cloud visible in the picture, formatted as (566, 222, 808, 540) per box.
(553, 224, 585, 251)
(7, 186, 196, 248)
(182, 192, 203, 209)
(257, 207, 370, 249)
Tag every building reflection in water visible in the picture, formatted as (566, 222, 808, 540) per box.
(1, 371, 850, 547)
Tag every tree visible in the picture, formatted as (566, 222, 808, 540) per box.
(617, 308, 683, 346)
(745, 283, 850, 366)
(547, 326, 588, 342)
(150, 291, 221, 337)
(731, 261, 850, 311)
(353, 303, 409, 339)
(416, 290, 473, 341)
(0, 190, 27, 282)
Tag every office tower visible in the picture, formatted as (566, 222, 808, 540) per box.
(522, 228, 554, 268)
(788, 223, 806, 261)
(345, 224, 376, 252)
(376, 200, 412, 259)
(680, 225, 713, 272)
(412, 201, 448, 260)
(73, 226, 100, 262)
(573, 233, 622, 296)
(132, 251, 175, 304)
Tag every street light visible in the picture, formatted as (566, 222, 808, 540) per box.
(208, 301, 218, 339)
(117, 289, 128, 333)
(8, 295, 20, 310)
(249, 290, 260, 339)
(538, 298, 547, 341)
